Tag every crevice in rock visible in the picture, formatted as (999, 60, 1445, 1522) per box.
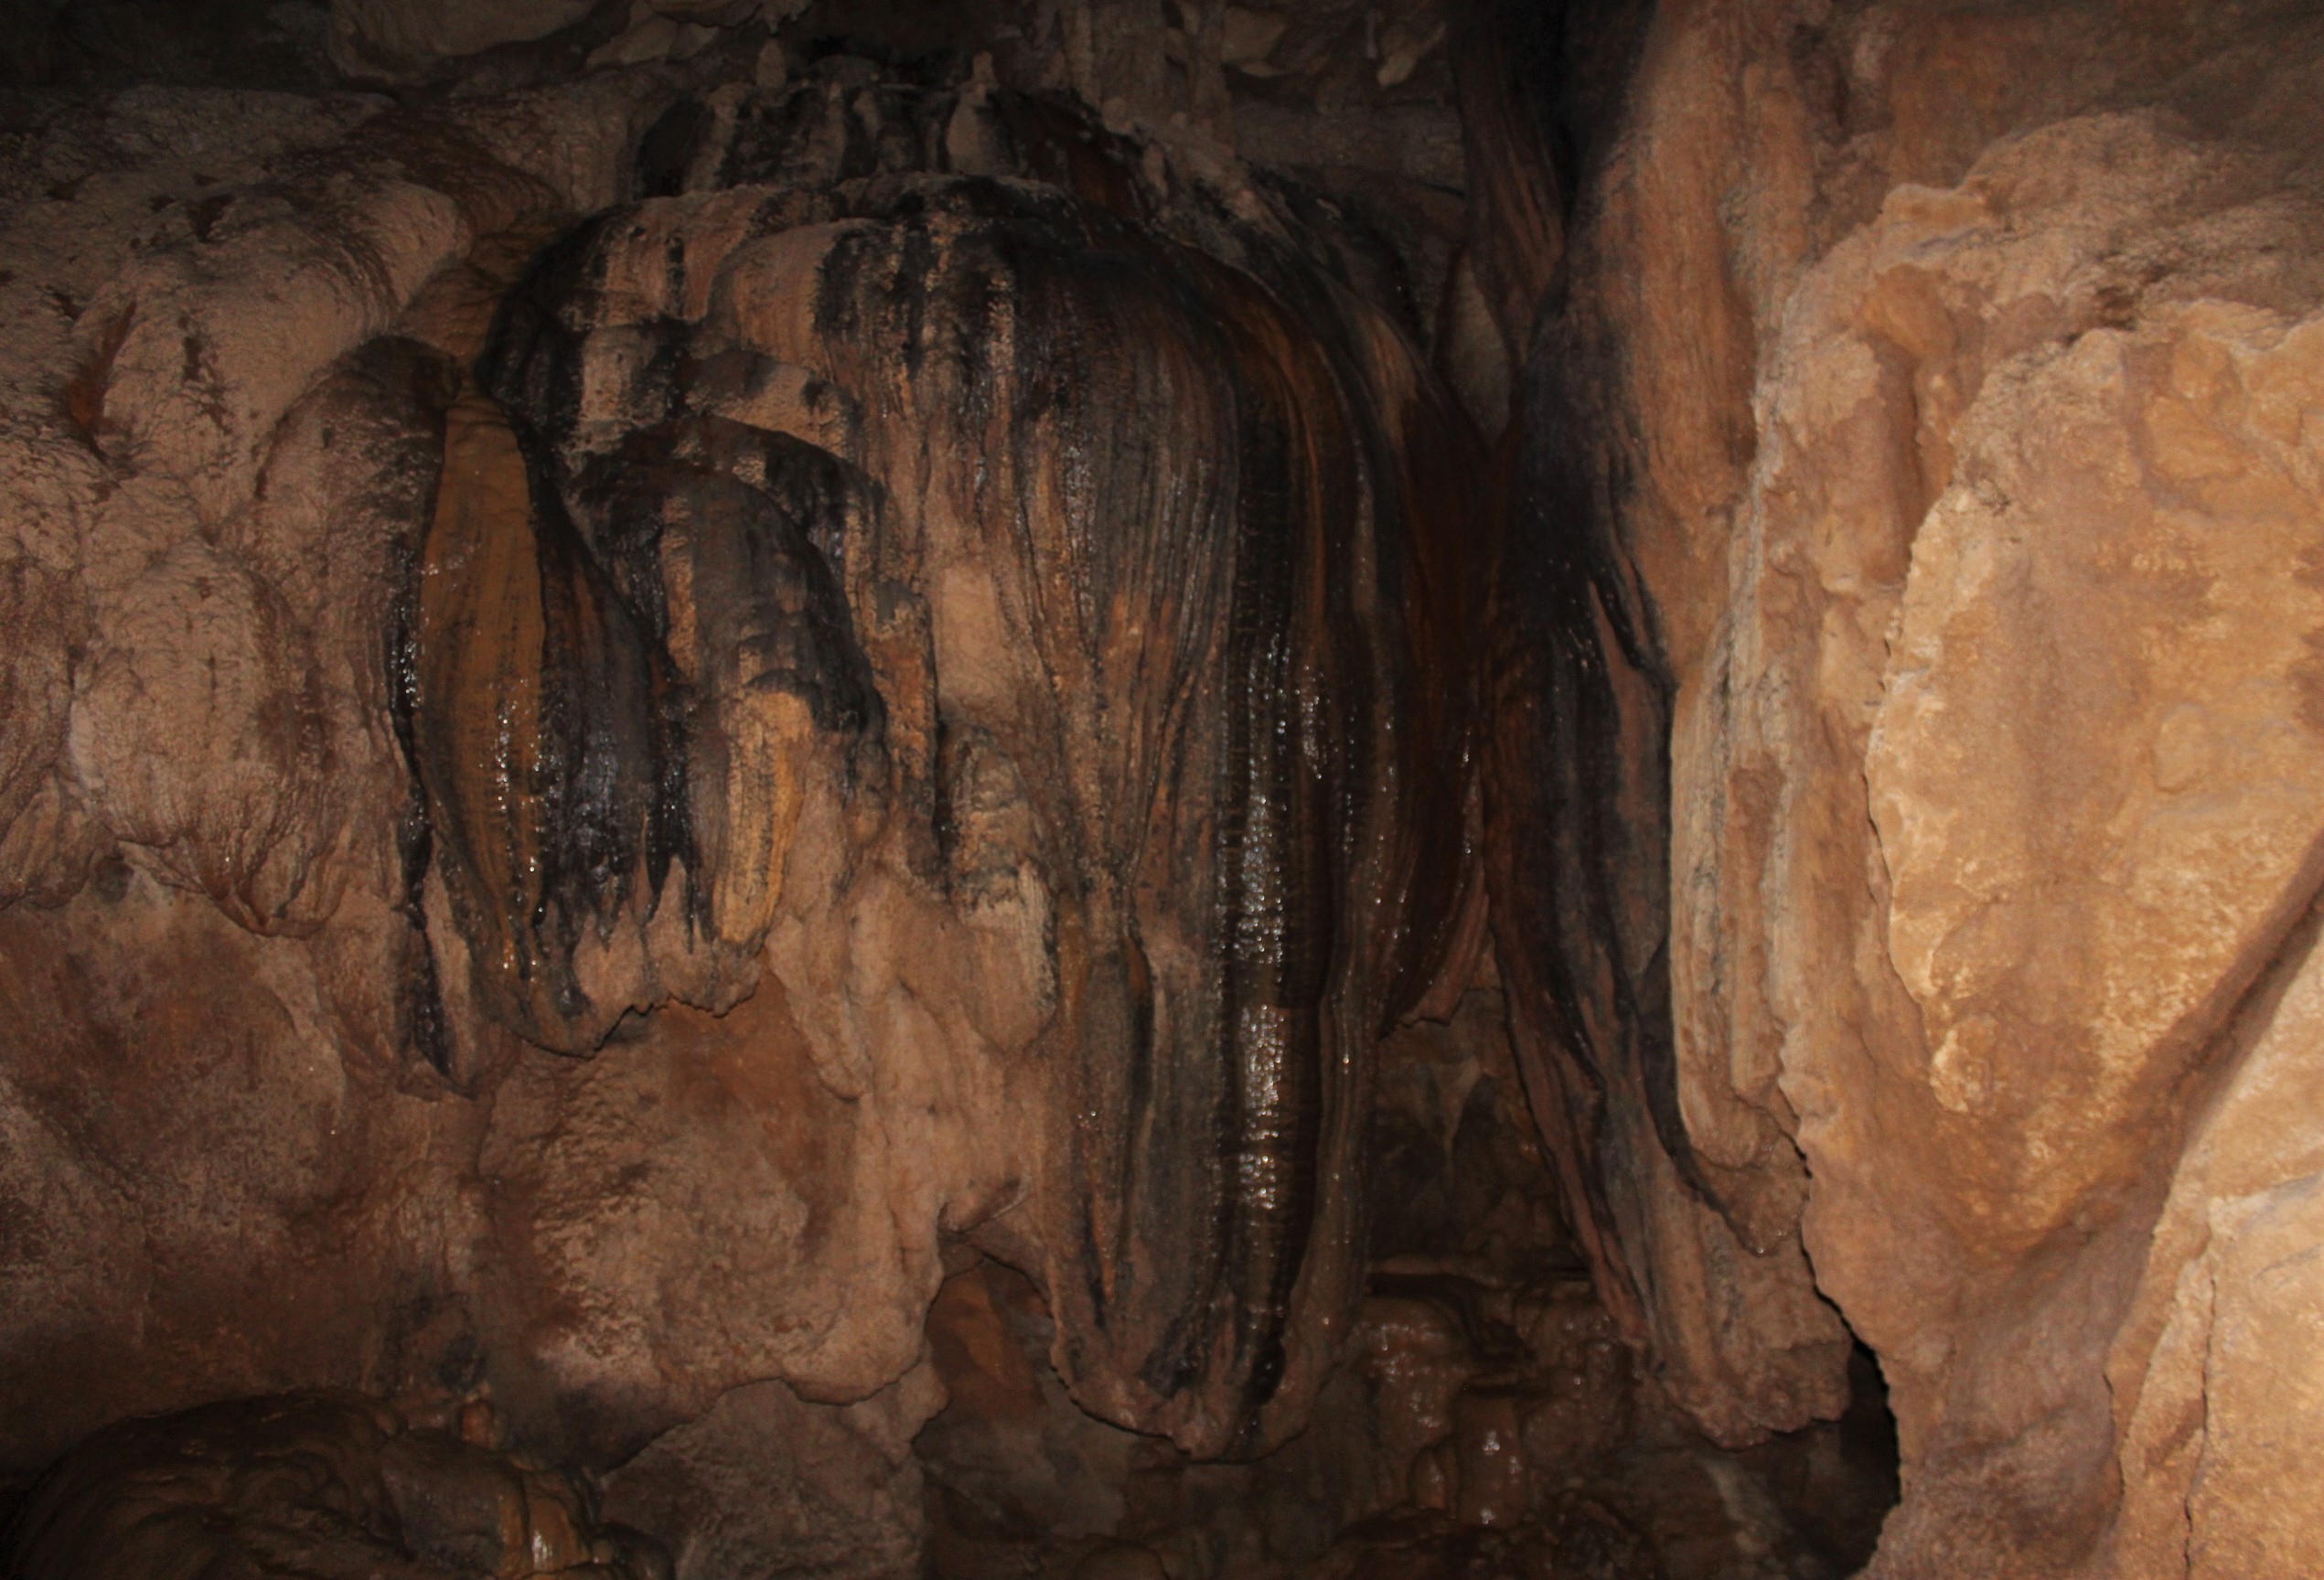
(914, 974, 1901, 1580)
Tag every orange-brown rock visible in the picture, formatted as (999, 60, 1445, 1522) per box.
(6, 4, 2321, 1575)
(397, 70, 1486, 1457)
(1470, 0, 2324, 1573)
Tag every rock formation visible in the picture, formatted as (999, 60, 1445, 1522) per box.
(1, 2, 1492, 1556)
(412, 67, 1486, 1456)
(1470, 0, 2324, 1574)
(1, 0, 2320, 1576)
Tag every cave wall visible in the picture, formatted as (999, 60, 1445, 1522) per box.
(1476, 0, 2324, 1574)
(0, 0, 1486, 1544)
(0, 68, 679, 1468)
(3, 0, 2323, 1575)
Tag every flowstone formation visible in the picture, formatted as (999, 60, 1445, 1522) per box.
(0, 19, 1493, 1573)
(5, 1, 2324, 1576)
(409, 69, 1485, 1455)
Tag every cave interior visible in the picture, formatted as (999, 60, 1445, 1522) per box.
(2, 1, 2320, 1578)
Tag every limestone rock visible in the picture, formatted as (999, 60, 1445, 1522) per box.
(403, 72, 1484, 1457)
(1690, 86, 2324, 1580)
(0, 70, 679, 1478)
(1468, 0, 2324, 1570)
(469, 980, 992, 1458)
(2109, 913, 2324, 1579)
(12, 4, 2321, 1575)
(601, 1371, 938, 1580)
(0, 48, 1483, 1539)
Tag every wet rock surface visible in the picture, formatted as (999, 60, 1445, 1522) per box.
(0, 16, 1495, 1570)
(408, 66, 1485, 1456)
(1, 0, 2320, 1575)
(913, 984, 1896, 1580)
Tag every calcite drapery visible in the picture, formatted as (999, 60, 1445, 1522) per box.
(404, 75, 1483, 1455)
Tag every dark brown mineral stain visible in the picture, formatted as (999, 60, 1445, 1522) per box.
(801, 166, 1479, 1452)
(406, 379, 694, 1053)
(1465, 0, 1703, 1349)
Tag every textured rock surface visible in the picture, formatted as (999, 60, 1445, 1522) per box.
(601, 1368, 939, 1580)
(6, 0, 2324, 1575)
(1473, 0, 2324, 1574)
(331, 0, 605, 77)
(0, 65, 712, 1473)
(0, 17, 1484, 1562)
(911, 986, 1894, 1580)
(0, 1392, 665, 1578)
(437, 68, 1483, 1457)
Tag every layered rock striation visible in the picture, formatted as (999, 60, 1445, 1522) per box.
(410, 71, 1486, 1454)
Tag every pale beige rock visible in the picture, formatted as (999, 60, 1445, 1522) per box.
(1494, 0, 2324, 1569)
(1870, 290, 2324, 1161)
(2108, 910, 2324, 1579)
(471, 971, 1027, 1455)
(1709, 111, 2324, 1564)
